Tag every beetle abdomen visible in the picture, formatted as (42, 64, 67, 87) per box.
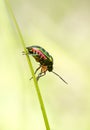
(32, 48, 47, 60)
(27, 45, 53, 62)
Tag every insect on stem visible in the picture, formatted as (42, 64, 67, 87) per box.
(23, 45, 68, 84)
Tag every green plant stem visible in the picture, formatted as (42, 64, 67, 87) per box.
(4, 0, 50, 129)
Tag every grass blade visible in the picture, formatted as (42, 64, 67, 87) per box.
(4, 0, 50, 129)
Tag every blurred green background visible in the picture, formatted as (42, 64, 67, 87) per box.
(0, 0, 89, 130)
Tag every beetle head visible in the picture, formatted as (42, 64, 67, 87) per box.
(47, 64, 53, 72)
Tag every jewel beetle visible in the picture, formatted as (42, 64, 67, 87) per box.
(23, 45, 68, 84)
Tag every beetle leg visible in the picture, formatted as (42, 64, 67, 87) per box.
(34, 66, 41, 74)
(30, 66, 41, 80)
(37, 72, 46, 81)
(36, 65, 47, 81)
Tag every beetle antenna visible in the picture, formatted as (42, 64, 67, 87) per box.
(52, 71, 68, 84)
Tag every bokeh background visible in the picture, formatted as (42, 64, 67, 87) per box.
(0, 0, 89, 130)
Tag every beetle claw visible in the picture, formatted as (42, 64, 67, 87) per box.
(30, 77, 33, 80)
(22, 51, 29, 55)
(22, 51, 25, 55)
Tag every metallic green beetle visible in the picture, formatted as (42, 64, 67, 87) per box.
(23, 45, 68, 84)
